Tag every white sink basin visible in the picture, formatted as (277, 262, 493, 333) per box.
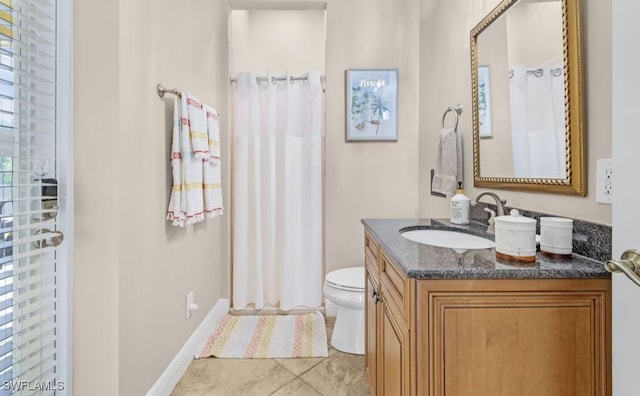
(400, 229, 495, 251)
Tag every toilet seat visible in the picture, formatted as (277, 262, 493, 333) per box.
(325, 267, 364, 292)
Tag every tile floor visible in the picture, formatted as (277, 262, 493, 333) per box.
(171, 316, 372, 396)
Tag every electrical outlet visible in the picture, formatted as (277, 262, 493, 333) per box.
(186, 291, 194, 319)
(596, 158, 613, 204)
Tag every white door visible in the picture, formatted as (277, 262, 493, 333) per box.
(611, 1, 640, 394)
(0, 0, 71, 392)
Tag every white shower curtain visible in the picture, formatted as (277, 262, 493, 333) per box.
(232, 71, 323, 311)
(509, 61, 566, 179)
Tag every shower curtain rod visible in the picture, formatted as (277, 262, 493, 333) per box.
(508, 67, 563, 79)
(229, 74, 326, 85)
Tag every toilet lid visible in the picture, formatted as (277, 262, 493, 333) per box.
(326, 267, 365, 291)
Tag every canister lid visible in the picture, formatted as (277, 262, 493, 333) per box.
(540, 217, 573, 227)
(495, 209, 536, 225)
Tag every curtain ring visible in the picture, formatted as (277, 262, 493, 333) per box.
(534, 68, 544, 78)
(508, 69, 514, 79)
(290, 76, 294, 84)
(271, 77, 277, 85)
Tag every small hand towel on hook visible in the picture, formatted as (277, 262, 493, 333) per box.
(432, 104, 463, 197)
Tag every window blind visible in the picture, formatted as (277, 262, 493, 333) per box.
(0, 0, 63, 394)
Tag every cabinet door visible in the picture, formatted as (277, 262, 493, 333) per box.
(418, 280, 610, 396)
(380, 300, 410, 396)
(365, 271, 379, 396)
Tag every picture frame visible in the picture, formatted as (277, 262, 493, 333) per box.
(478, 65, 493, 138)
(345, 69, 398, 141)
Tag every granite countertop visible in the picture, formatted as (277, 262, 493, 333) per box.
(362, 218, 611, 280)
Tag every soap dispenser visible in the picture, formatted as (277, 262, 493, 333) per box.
(450, 182, 470, 225)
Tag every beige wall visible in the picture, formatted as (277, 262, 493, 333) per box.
(419, 0, 612, 225)
(230, 0, 421, 274)
(477, 2, 562, 178)
(325, 0, 420, 272)
(477, 15, 513, 176)
(74, 0, 419, 391)
(507, 2, 563, 66)
(73, 0, 609, 392)
(477, 2, 566, 179)
(74, 0, 230, 394)
(230, 10, 326, 74)
(73, 0, 121, 391)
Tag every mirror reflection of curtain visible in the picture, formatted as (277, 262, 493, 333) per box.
(509, 60, 566, 178)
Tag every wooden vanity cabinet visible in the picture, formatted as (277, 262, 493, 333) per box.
(378, 252, 412, 396)
(364, 231, 612, 396)
(417, 279, 611, 396)
(365, 266, 379, 395)
(364, 232, 414, 396)
(364, 232, 380, 395)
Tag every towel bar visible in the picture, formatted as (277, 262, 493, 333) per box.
(157, 83, 181, 98)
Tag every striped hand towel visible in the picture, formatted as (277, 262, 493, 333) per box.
(166, 97, 185, 226)
(203, 104, 223, 218)
(166, 95, 205, 226)
(186, 94, 210, 160)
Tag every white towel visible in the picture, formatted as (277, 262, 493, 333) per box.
(205, 106, 221, 162)
(166, 95, 206, 226)
(203, 104, 223, 218)
(186, 94, 210, 160)
(166, 97, 185, 226)
(432, 127, 462, 197)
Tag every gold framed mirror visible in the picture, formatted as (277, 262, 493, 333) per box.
(471, 0, 586, 196)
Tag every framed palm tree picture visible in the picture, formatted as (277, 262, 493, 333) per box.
(478, 65, 493, 138)
(346, 69, 398, 141)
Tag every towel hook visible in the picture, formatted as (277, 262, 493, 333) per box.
(442, 103, 463, 130)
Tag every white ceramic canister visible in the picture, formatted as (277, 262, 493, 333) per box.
(540, 217, 573, 257)
(494, 209, 537, 262)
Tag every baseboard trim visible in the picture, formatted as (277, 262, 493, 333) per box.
(147, 298, 229, 396)
(230, 305, 326, 316)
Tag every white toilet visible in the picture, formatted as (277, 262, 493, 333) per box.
(324, 267, 365, 355)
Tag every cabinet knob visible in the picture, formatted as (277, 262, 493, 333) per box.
(371, 290, 382, 304)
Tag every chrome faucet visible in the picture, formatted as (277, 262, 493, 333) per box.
(470, 191, 508, 233)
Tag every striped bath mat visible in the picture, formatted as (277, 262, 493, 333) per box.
(197, 311, 328, 359)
